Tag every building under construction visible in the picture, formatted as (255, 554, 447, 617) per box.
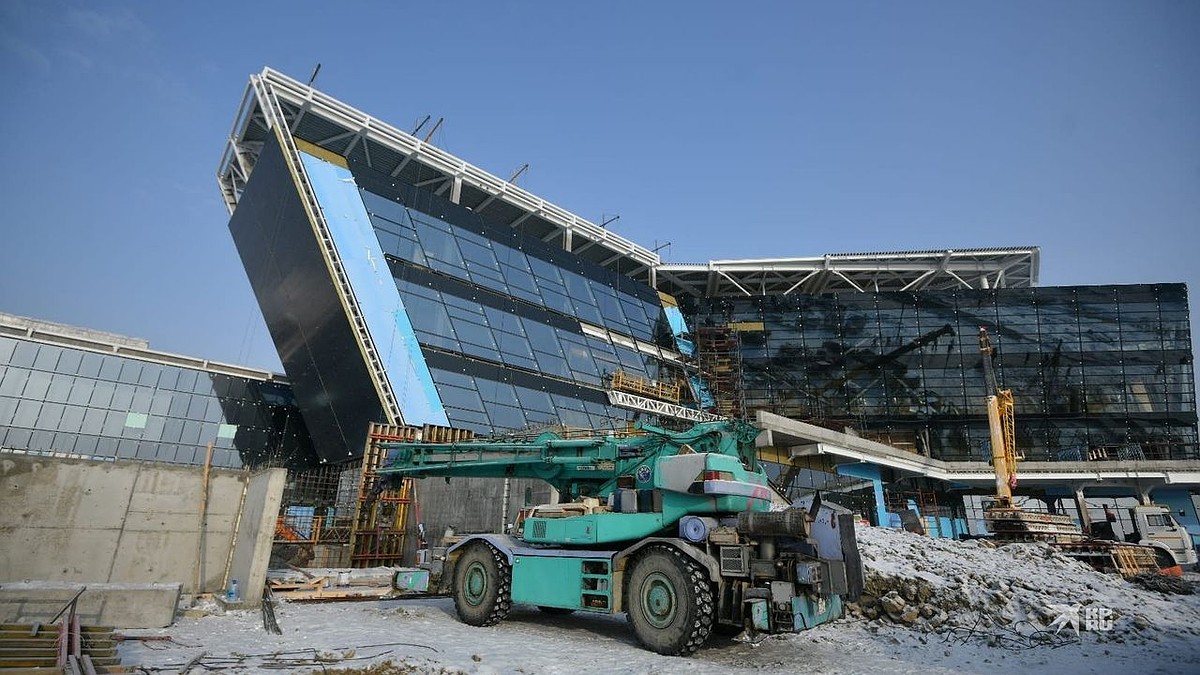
(3, 67, 1197, 572)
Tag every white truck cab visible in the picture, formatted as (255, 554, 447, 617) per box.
(1130, 505, 1198, 568)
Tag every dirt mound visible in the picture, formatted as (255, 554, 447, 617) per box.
(847, 526, 1200, 645)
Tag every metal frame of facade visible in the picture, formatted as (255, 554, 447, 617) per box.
(218, 68, 661, 284)
(217, 70, 1040, 303)
(655, 248, 1040, 298)
(0, 314, 282, 385)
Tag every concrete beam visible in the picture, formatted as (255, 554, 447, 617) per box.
(755, 411, 1200, 489)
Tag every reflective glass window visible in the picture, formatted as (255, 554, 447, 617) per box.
(10, 342, 38, 368)
(46, 375, 73, 403)
(483, 401, 526, 431)
(81, 407, 107, 435)
(450, 316, 498, 352)
(33, 345, 62, 371)
(12, 399, 41, 427)
(0, 397, 18, 426)
(540, 290, 574, 316)
(522, 318, 563, 356)
(458, 237, 499, 271)
(0, 368, 27, 397)
(90, 381, 115, 409)
(413, 219, 466, 274)
(439, 384, 484, 411)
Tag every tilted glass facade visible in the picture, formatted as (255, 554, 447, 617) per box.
(0, 335, 317, 469)
(683, 284, 1198, 462)
(229, 133, 686, 460)
(351, 157, 679, 434)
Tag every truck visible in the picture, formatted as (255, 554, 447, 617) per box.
(1091, 504, 1198, 570)
(375, 420, 864, 656)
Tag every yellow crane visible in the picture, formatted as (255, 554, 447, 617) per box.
(978, 327, 1019, 508)
(977, 327, 1081, 541)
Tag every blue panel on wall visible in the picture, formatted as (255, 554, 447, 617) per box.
(662, 304, 695, 357)
(300, 150, 448, 426)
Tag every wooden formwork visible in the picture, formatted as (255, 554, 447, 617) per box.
(1053, 541, 1160, 577)
(348, 422, 475, 568)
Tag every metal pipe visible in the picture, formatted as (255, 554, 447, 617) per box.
(500, 478, 512, 533)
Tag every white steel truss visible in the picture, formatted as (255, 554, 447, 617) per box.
(606, 390, 725, 423)
(654, 247, 1040, 298)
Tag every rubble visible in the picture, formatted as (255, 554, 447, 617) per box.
(846, 525, 1200, 645)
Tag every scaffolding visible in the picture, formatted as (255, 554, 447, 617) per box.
(271, 422, 476, 569)
(885, 487, 961, 538)
(695, 325, 745, 418)
(350, 423, 476, 567)
(608, 370, 682, 404)
(272, 463, 360, 568)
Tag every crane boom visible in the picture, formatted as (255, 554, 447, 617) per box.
(978, 327, 1019, 506)
(376, 420, 761, 501)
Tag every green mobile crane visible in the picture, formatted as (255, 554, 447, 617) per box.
(376, 420, 863, 656)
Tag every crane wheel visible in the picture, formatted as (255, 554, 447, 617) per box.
(626, 545, 715, 656)
(452, 542, 512, 626)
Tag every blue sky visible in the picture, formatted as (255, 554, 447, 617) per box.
(0, 1, 1196, 372)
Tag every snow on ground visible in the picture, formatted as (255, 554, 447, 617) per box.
(119, 527, 1200, 674)
(852, 526, 1200, 642)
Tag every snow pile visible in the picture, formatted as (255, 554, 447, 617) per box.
(848, 525, 1200, 645)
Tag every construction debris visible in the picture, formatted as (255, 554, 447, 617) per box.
(266, 567, 404, 602)
(0, 622, 126, 672)
(847, 525, 1200, 646)
(1127, 573, 1195, 595)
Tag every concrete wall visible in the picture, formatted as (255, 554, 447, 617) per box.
(225, 467, 286, 604)
(0, 453, 284, 608)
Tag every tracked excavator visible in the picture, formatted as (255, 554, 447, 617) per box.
(978, 327, 1082, 541)
(376, 419, 864, 656)
(978, 327, 1189, 576)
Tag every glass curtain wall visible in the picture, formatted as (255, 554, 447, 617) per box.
(348, 161, 676, 434)
(683, 285, 1197, 461)
(0, 336, 317, 469)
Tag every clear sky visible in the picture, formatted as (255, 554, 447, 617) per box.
(0, 1, 1196, 373)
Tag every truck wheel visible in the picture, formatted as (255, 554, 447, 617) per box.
(452, 542, 512, 626)
(627, 546, 714, 656)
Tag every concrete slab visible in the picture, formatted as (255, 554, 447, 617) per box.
(0, 581, 181, 628)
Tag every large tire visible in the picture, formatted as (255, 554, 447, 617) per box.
(626, 546, 715, 656)
(452, 542, 512, 626)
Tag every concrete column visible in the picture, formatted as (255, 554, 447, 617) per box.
(1137, 484, 1153, 505)
(450, 175, 463, 204)
(1073, 486, 1092, 530)
(835, 463, 888, 527)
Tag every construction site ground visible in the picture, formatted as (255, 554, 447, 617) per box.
(120, 527, 1200, 674)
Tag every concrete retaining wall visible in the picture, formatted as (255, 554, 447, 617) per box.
(0, 453, 284, 623)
